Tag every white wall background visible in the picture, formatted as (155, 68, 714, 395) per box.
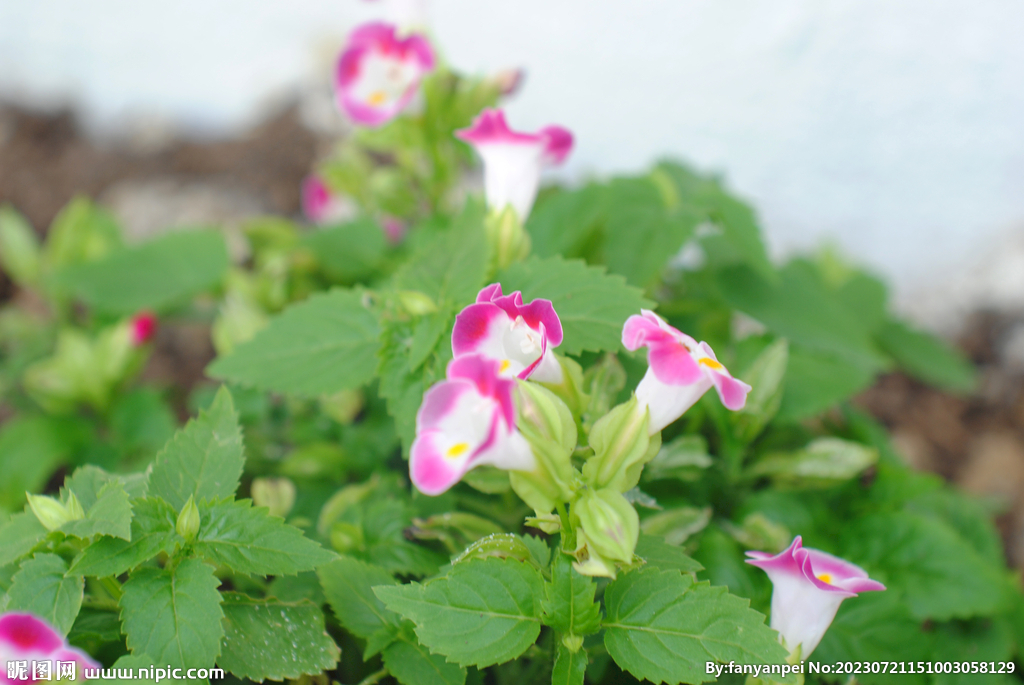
(2, 0, 1023, 323)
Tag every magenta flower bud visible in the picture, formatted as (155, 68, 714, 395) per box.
(335, 22, 435, 127)
(0, 612, 99, 679)
(130, 311, 157, 346)
(746, 536, 886, 658)
(452, 283, 564, 383)
(622, 310, 752, 433)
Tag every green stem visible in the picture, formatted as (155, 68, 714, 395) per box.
(556, 502, 576, 550)
(354, 667, 388, 685)
(99, 576, 123, 601)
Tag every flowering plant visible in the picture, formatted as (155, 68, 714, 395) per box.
(0, 2, 1016, 685)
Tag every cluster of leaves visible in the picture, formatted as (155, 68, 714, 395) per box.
(0, 118, 1020, 685)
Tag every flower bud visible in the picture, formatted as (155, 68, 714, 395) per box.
(64, 492, 85, 521)
(27, 494, 72, 531)
(251, 477, 297, 518)
(329, 522, 366, 553)
(452, 533, 535, 566)
(538, 355, 588, 421)
(0, 206, 42, 287)
(582, 397, 661, 493)
(176, 495, 201, 541)
(508, 381, 579, 513)
(397, 290, 439, 316)
(572, 489, 639, 577)
(130, 312, 158, 346)
(485, 205, 531, 272)
(319, 390, 364, 425)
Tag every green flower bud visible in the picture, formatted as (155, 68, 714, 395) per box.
(581, 352, 627, 432)
(561, 634, 585, 654)
(582, 397, 661, 493)
(485, 205, 531, 272)
(64, 492, 86, 521)
(317, 475, 379, 537)
(0, 206, 42, 287)
(572, 489, 639, 577)
(176, 495, 201, 541)
(251, 477, 297, 518)
(27, 493, 72, 531)
(508, 381, 579, 513)
(329, 522, 365, 553)
(538, 355, 589, 421)
(397, 290, 438, 316)
(319, 390, 364, 425)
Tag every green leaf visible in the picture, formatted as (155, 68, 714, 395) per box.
(119, 558, 224, 669)
(602, 569, 789, 685)
(382, 628, 467, 685)
(375, 557, 545, 668)
(930, 617, 1014, 685)
(633, 533, 704, 574)
(0, 415, 91, 511)
(0, 511, 47, 567)
(217, 592, 339, 681)
(876, 319, 977, 393)
(304, 218, 389, 283)
(0, 204, 42, 286)
(640, 508, 712, 547)
(6, 554, 83, 635)
(193, 498, 335, 576)
(552, 644, 587, 685)
(208, 289, 381, 396)
(394, 201, 490, 306)
(841, 511, 1009, 621)
(541, 555, 601, 637)
(905, 490, 1004, 566)
(643, 435, 713, 483)
(318, 556, 400, 643)
(731, 338, 788, 442)
(813, 590, 933, 685)
(57, 229, 228, 314)
(526, 185, 605, 259)
(148, 386, 244, 511)
(748, 438, 878, 489)
(70, 498, 180, 578)
(697, 186, 775, 282)
(603, 176, 700, 288)
(778, 344, 878, 420)
(44, 196, 123, 270)
(498, 256, 653, 355)
(61, 481, 133, 541)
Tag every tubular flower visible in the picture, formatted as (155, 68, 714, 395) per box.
(452, 284, 564, 383)
(455, 108, 573, 219)
(410, 354, 534, 496)
(0, 613, 98, 684)
(622, 310, 751, 434)
(746, 536, 886, 658)
(335, 22, 435, 127)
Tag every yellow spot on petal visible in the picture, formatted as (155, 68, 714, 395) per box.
(446, 443, 469, 459)
(367, 91, 387, 106)
(817, 573, 833, 585)
(699, 357, 724, 371)
(499, 359, 511, 373)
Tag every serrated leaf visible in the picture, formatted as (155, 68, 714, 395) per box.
(217, 593, 339, 681)
(208, 289, 380, 396)
(0, 415, 91, 511)
(61, 481, 133, 541)
(0, 511, 47, 567)
(70, 498, 180, 578)
(552, 644, 587, 685)
(498, 256, 652, 355)
(318, 556, 400, 643)
(634, 533, 704, 574)
(193, 499, 335, 576)
(6, 554, 83, 635)
(148, 386, 244, 511)
(602, 569, 788, 685)
(56, 229, 228, 314)
(303, 218, 388, 283)
(542, 555, 601, 637)
(382, 629, 467, 685)
(393, 202, 489, 306)
(841, 512, 1009, 621)
(375, 557, 545, 668)
(526, 184, 605, 259)
(876, 319, 977, 394)
(120, 558, 224, 669)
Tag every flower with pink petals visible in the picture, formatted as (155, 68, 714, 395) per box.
(410, 354, 535, 496)
(335, 22, 435, 127)
(746, 536, 886, 658)
(0, 613, 98, 684)
(622, 310, 751, 433)
(302, 175, 357, 226)
(455, 108, 573, 219)
(452, 284, 564, 384)
(130, 312, 157, 346)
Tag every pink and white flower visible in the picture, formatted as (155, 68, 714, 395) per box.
(452, 284, 564, 383)
(622, 310, 751, 434)
(410, 354, 534, 496)
(0, 613, 98, 684)
(301, 175, 357, 226)
(746, 536, 886, 658)
(455, 109, 573, 219)
(335, 22, 435, 127)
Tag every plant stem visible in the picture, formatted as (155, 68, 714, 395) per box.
(556, 501, 575, 550)
(354, 668, 388, 685)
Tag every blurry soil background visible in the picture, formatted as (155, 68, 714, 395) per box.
(2, 102, 1024, 566)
